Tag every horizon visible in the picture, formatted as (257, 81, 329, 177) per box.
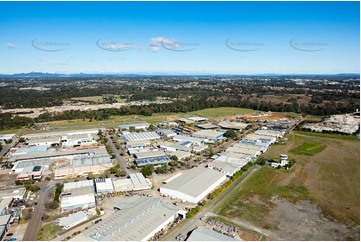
(0, 1, 359, 74)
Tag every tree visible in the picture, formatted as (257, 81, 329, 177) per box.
(148, 124, 156, 130)
(18, 137, 26, 143)
(257, 157, 266, 166)
(170, 155, 178, 161)
(87, 172, 95, 180)
(224, 130, 237, 139)
(46, 201, 59, 210)
(141, 165, 154, 177)
(116, 169, 127, 177)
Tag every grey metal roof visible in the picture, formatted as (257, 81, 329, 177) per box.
(187, 227, 237, 241)
(161, 167, 226, 198)
(58, 211, 88, 228)
(71, 196, 183, 241)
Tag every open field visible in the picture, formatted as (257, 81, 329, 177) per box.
(38, 223, 63, 241)
(216, 131, 360, 240)
(70, 95, 125, 103)
(24, 107, 260, 134)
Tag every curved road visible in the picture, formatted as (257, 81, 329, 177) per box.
(23, 182, 57, 241)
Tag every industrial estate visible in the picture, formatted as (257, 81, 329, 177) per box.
(1, 105, 359, 241)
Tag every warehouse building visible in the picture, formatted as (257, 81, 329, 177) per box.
(71, 196, 186, 241)
(160, 167, 227, 204)
(112, 173, 152, 192)
(27, 136, 61, 147)
(0, 134, 15, 143)
(192, 130, 225, 141)
(0, 188, 26, 200)
(61, 180, 96, 212)
(12, 145, 48, 156)
(158, 142, 190, 152)
(196, 123, 219, 130)
(54, 154, 113, 180)
(95, 178, 114, 195)
(240, 139, 270, 148)
(156, 129, 177, 138)
(61, 133, 96, 147)
(24, 129, 99, 140)
(135, 155, 171, 167)
(166, 150, 191, 160)
(226, 146, 262, 157)
(123, 132, 160, 142)
(254, 129, 282, 138)
(187, 116, 208, 123)
(208, 160, 241, 177)
(187, 227, 237, 241)
(173, 135, 204, 146)
(243, 134, 277, 144)
(217, 121, 249, 131)
(58, 211, 89, 230)
(232, 143, 267, 153)
(16, 165, 44, 181)
(118, 122, 150, 131)
(12, 159, 52, 173)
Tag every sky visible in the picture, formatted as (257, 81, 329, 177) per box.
(0, 1, 359, 75)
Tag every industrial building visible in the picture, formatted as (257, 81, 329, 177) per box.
(24, 129, 100, 140)
(172, 135, 204, 146)
(232, 142, 267, 153)
(208, 160, 241, 177)
(0, 188, 26, 200)
(12, 159, 52, 173)
(72, 196, 186, 241)
(187, 227, 237, 241)
(226, 146, 262, 157)
(217, 121, 249, 131)
(61, 180, 96, 212)
(58, 211, 89, 230)
(160, 167, 227, 203)
(0, 134, 15, 143)
(54, 154, 113, 180)
(123, 132, 160, 142)
(12, 145, 48, 156)
(27, 136, 61, 147)
(243, 134, 277, 144)
(187, 116, 208, 123)
(156, 129, 177, 138)
(95, 178, 114, 195)
(135, 155, 171, 167)
(192, 144, 208, 153)
(118, 122, 150, 131)
(192, 130, 225, 141)
(255, 129, 282, 138)
(166, 150, 191, 160)
(158, 142, 190, 152)
(61, 133, 96, 147)
(196, 123, 219, 129)
(16, 165, 43, 181)
(112, 173, 152, 193)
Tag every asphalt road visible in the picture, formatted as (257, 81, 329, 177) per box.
(106, 134, 134, 174)
(0, 136, 18, 158)
(23, 182, 57, 241)
(161, 165, 260, 241)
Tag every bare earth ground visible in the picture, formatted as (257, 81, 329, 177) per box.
(219, 131, 360, 241)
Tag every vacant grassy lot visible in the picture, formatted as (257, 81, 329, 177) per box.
(187, 107, 258, 118)
(38, 223, 63, 241)
(290, 141, 326, 156)
(218, 131, 360, 230)
(70, 95, 125, 103)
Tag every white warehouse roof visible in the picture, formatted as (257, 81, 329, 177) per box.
(187, 227, 237, 241)
(123, 132, 160, 142)
(71, 196, 185, 241)
(160, 167, 227, 203)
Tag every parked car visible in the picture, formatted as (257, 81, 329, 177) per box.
(113, 207, 121, 211)
(92, 219, 102, 224)
(6, 233, 13, 236)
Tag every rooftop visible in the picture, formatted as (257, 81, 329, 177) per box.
(64, 180, 94, 191)
(58, 211, 88, 228)
(187, 227, 237, 241)
(161, 167, 226, 199)
(71, 196, 183, 241)
(192, 130, 225, 140)
(123, 132, 160, 142)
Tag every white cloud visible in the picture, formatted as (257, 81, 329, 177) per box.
(4, 43, 16, 48)
(149, 37, 180, 52)
(104, 42, 135, 51)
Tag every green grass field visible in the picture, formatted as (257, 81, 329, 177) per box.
(219, 131, 360, 228)
(187, 107, 259, 118)
(39, 223, 63, 241)
(70, 95, 126, 103)
(290, 141, 326, 155)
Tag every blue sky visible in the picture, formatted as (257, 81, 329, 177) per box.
(0, 1, 359, 74)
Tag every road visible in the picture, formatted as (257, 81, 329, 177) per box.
(23, 182, 57, 241)
(106, 133, 134, 174)
(0, 135, 18, 158)
(161, 165, 261, 241)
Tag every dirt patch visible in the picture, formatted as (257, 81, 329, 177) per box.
(243, 112, 295, 121)
(239, 230, 260, 241)
(267, 197, 359, 241)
